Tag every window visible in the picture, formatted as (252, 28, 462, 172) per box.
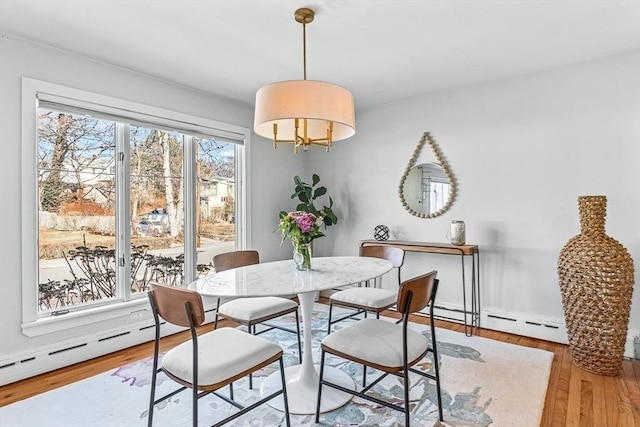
(22, 78, 250, 334)
(37, 110, 118, 312)
(428, 180, 450, 214)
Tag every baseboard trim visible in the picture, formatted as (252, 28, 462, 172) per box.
(480, 308, 567, 344)
(0, 307, 219, 386)
(419, 302, 638, 360)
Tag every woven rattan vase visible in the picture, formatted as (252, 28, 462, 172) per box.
(558, 196, 635, 376)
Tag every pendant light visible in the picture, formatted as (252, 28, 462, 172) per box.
(254, 8, 356, 153)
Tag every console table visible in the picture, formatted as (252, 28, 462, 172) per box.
(359, 239, 480, 336)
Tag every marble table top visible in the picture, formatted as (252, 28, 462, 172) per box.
(189, 256, 393, 297)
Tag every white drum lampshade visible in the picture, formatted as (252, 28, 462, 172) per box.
(254, 80, 355, 143)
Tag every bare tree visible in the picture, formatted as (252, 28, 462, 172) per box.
(154, 130, 181, 237)
(198, 138, 235, 179)
(39, 113, 72, 212)
(38, 111, 114, 212)
(130, 126, 158, 224)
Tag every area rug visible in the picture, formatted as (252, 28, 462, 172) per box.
(0, 305, 553, 426)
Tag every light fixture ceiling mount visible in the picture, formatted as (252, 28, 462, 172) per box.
(294, 7, 315, 26)
(254, 7, 356, 153)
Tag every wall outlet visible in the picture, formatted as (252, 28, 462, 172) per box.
(129, 310, 148, 321)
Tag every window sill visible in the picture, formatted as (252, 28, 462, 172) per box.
(21, 298, 150, 337)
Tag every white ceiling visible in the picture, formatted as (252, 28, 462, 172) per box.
(1, 0, 639, 111)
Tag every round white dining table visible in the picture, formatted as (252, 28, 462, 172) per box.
(189, 256, 393, 415)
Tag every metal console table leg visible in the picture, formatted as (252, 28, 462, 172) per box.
(458, 246, 481, 336)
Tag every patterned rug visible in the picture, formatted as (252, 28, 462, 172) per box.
(0, 305, 553, 426)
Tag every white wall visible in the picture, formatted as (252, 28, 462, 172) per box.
(0, 34, 303, 381)
(311, 51, 640, 349)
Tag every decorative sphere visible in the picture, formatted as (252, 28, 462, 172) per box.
(374, 225, 390, 241)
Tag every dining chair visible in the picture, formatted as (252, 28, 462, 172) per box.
(315, 270, 443, 426)
(213, 250, 302, 388)
(327, 245, 405, 334)
(147, 283, 291, 427)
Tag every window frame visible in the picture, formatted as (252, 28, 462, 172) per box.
(21, 77, 251, 336)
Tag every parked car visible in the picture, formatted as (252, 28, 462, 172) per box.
(136, 219, 168, 236)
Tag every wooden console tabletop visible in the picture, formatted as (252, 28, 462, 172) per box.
(360, 239, 478, 256)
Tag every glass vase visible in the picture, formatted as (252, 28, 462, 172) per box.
(293, 243, 312, 271)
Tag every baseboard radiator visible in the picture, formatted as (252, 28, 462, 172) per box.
(0, 307, 219, 387)
(381, 300, 569, 344)
(421, 302, 638, 359)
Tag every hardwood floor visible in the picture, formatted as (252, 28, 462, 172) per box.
(1, 303, 639, 426)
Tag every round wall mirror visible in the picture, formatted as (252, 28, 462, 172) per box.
(402, 163, 452, 215)
(399, 132, 457, 218)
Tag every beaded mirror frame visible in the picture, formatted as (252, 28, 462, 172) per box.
(398, 132, 457, 218)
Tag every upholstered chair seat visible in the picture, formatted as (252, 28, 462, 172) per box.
(162, 327, 283, 387)
(321, 318, 428, 369)
(329, 288, 396, 311)
(218, 297, 298, 324)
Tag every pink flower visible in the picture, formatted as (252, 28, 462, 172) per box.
(277, 211, 324, 246)
(288, 212, 316, 234)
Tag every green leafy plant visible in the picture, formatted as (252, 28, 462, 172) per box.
(281, 174, 338, 228)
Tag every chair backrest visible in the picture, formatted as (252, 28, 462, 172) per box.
(360, 245, 405, 268)
(396, 270, 438, 315)
(149, 283, 205, 327)
(213, 250, 259, 272)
